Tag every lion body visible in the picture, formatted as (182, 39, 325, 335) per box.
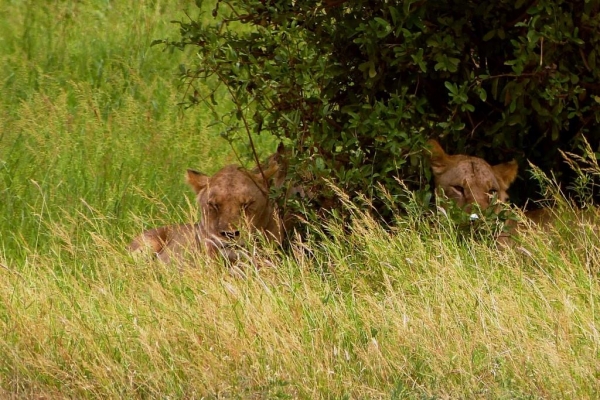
(129, 162, 282, 263)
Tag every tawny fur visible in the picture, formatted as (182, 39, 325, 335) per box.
(425, 140, 588, 244)
(128, 161, 283, 263)
(426, 139, 518, 213)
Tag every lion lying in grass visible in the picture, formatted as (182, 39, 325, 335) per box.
(128, 162, 283, 263)
(425, 139, 589, 243)
(427, 139, 519, 214)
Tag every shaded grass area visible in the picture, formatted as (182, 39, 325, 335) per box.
(0, 1, 599, 398)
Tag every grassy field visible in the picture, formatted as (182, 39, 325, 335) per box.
(1, 1, 599, 398)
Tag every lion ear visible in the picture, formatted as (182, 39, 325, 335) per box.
(186, 169, 210, 194)
(255, 162, 280, 182)
(276, 142, 286, 156)
(492, 160, 518, 189)
(426, 139, 449, 175)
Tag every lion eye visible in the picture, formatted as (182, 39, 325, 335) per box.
(242, 201, 255, 210)
(488, 188, 498, 196)
(208, 201, 219, 211)
(451, 185, 465, 195)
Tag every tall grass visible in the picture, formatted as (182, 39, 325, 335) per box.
(0, 0, 274, 259)
(0, 1, 599, 398)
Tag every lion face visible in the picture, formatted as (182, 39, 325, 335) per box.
(186, 164, 282, 257)
(427, 139, 518, 213)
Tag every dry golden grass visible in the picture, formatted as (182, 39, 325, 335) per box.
(2, 202, 600, 398)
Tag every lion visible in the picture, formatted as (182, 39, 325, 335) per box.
(427, 139, 519, 213)
(128, 161, 283, 263)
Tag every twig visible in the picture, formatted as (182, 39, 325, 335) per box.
(580, 48, 592, 72)
(539, 36, 544, 66)
(216, 71, 269, 194)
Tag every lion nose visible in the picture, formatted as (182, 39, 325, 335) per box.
(220, 231, 240, 240)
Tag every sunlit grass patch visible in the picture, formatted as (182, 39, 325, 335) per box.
(2, 203, 599, 397)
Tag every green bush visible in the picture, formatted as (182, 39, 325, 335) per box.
(157, 0, 600, 217)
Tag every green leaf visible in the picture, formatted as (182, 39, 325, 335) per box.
(447, 57, 460, 67)
(358, 61, 370, 72)
(369, 62, 377, 78)
(571, 74, 579, 84)
(374, 17, 390, 28)
(411, 48, 427, 73)
(572, 37, 584, 45)
(507, 114, 522, 126)
(588, 50, 596, 69)
(389, 7, 400, 26)
(444, 81, 458, 96)
(551, 124, 559, 141)
(531, 98, 549, 116)
(482, 30, 495, 41)
(479, 88, 487, 102)
(527, 5, 542, 14)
